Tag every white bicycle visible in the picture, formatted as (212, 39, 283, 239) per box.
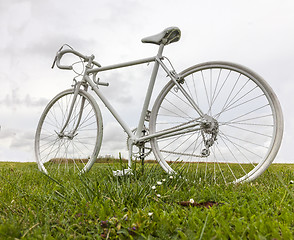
(35, 27, 283, 183)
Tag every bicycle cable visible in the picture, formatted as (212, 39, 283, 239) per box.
(71, 60, 85, 77)
(162, 56, 177, 73)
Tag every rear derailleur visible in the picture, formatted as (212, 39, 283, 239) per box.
(200, 115, 219, 157)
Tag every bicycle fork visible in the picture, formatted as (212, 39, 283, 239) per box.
(57, 81, 86, 139)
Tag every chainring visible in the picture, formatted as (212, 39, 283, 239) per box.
(126, 127, 152, 159)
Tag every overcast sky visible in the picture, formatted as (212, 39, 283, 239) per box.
(0, 0, 293, 163)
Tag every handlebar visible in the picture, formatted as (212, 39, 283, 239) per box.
(53, 48, 101, 70)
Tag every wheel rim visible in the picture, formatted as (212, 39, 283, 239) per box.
(35, 89, 102, 175)
(150, 62, 283, 184)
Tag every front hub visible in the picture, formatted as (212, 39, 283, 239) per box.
(56, 131, 78, 140)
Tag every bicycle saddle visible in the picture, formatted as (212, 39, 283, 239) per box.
(141, 27, 181, 45)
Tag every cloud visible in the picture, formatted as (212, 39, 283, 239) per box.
(99, 71, 134, 104)
(0, 127, 34, 157)
(0, 128, 16, 140)
(102, 122, 127, 146)
(10, 131, 34, 151)
(0, 0, 99, 60)
(0, 0, 293, 164)
(0, 128, 34, 162)
(99, 122, 128, 157)
(0, 128, 35, 162)
(0, 89, 48, 109)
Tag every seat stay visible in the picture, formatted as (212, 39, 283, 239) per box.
(157, 59, 205, 117)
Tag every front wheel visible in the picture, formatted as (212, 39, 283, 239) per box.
(149, 61, 283, 184)
(35, 89, 103, 175)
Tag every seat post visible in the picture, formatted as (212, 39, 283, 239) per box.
(157, 43, 165, 58)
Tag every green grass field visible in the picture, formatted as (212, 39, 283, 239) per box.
(0, 162, 293, 239)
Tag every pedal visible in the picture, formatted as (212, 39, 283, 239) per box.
(113, 168, 133, 176)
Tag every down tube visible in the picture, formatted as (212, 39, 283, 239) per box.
(85, 76, 136, 140)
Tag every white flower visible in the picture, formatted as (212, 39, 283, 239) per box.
(169, 176, 173, 179)
(157, 181, 162, 185)
(151, 186, 156, 190)
(290, 180, 294, 184)
(162, 179, 166, 182)
(189, 199, 195, 204)
(148, 212, 153, 216)
(156, 194, 161, 198)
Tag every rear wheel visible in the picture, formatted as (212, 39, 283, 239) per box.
(35, 89, 103, 175)
(150, 61, 283, 184)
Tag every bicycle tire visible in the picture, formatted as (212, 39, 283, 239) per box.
(35, 88, 103, 175)
(149, 61, 283, 184)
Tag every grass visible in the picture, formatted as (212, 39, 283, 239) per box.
(0, 161, 294, 239)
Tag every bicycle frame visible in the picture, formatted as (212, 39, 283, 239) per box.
(58, 43, 205, 167)
(36, 27, 283, 183)
(86, 44, 204, 142)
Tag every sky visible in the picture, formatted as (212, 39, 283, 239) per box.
(0, 0, 293, 163)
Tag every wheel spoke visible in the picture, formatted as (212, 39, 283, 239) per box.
(150, 62, 282, 184)
(35, 90, 102, 175)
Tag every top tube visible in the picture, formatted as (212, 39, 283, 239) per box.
(87, 56, 157, 74)
(88, 43, 165, 74)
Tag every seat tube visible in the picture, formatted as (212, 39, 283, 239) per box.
(136, 44, 165, 137)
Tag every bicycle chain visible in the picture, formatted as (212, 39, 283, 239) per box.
(127, 119, 218, 159)
(150, 147, 206, 158)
